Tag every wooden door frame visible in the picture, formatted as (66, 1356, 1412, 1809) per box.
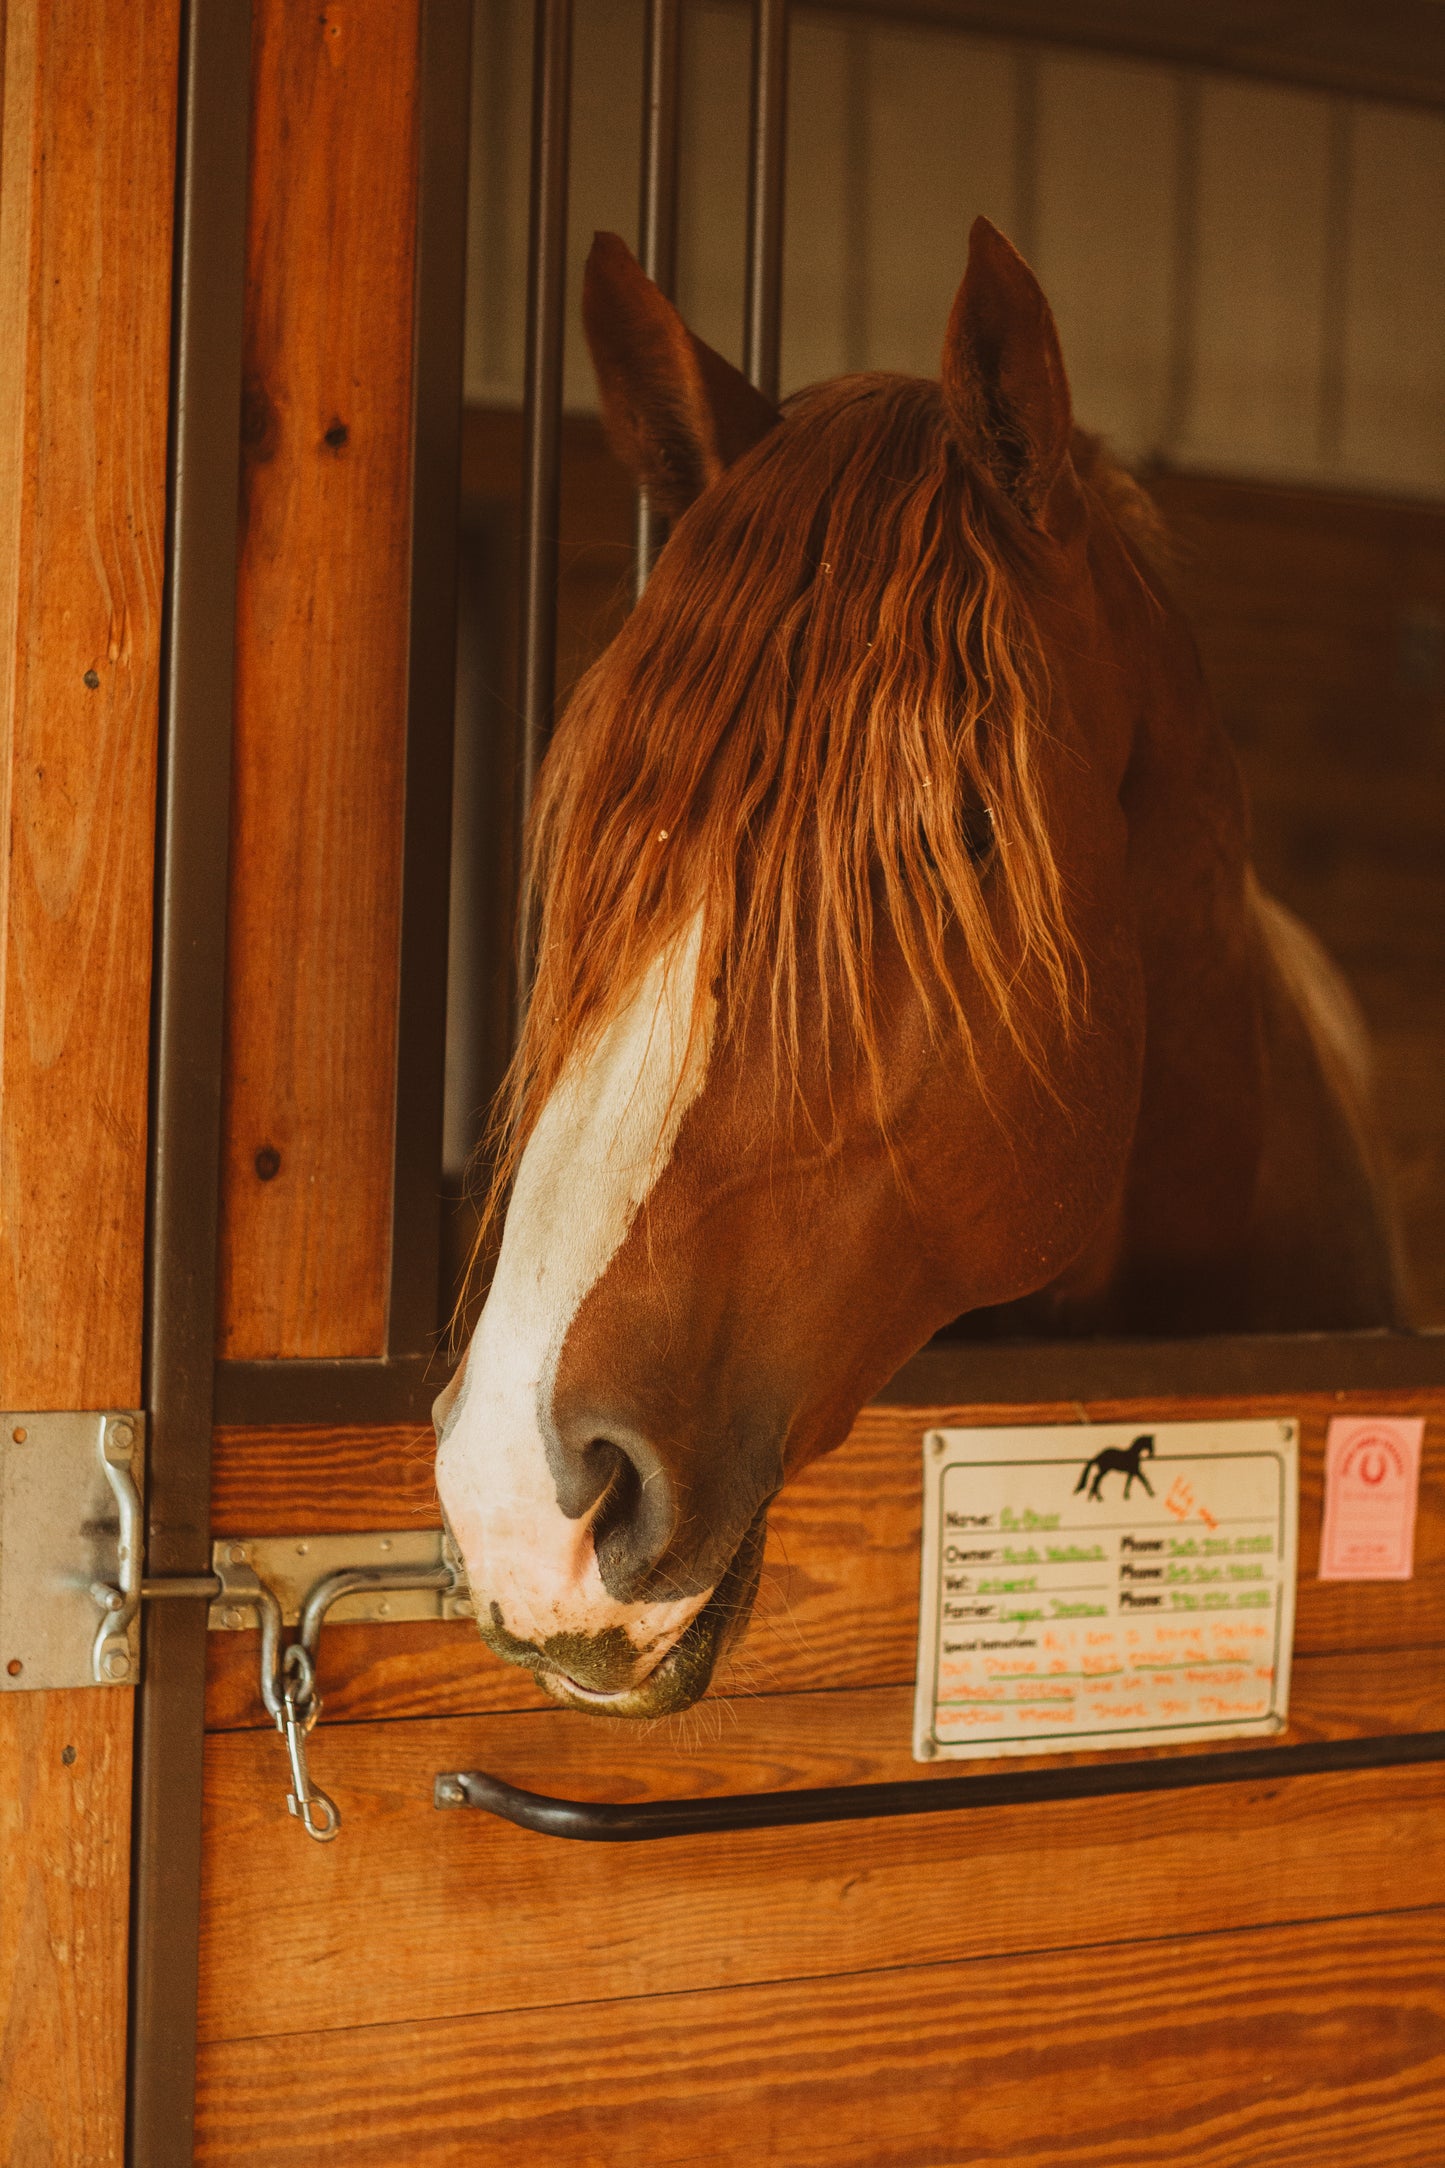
(127, 0, 472, 2157)
(0, 3, 184, 2163)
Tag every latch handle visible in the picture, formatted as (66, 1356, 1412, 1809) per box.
(91, 1420, 141, 1684)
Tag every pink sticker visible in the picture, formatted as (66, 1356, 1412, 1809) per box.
(1318, 1416, 1424, 1581)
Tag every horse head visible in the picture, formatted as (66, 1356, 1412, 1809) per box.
(435, 218, 1242, 1715)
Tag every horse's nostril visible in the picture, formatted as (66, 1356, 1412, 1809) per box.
(590, 1444, 642, 1550)
(553, 1422, 677, 1600)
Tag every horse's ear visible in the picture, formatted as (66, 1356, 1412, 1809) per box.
(941, 217, 1074, 529)
(583, 232, 779, 519)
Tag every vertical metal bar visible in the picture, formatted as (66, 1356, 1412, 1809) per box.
(743, 0, 789, 401)
(840, 17, 871, 375)
(634, 0, 682, 597)
(129, 1, 252, 2160)
(386, 0, 474, 1358)
(1162, 69, 1201, 460)
(1317, 96, 1353, 476)
(1011, 45, 1039, 266)
(515, 0, 573, 1013)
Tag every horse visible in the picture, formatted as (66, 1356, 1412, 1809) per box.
(1074, 1435, 1156, 1503)
(434, 218, 1403, 1718)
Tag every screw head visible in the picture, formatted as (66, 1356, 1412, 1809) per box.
(101, 1646, 131, 1682)
(436, 1777, 465, 1807)
(226, 1543, 248, 1566)
(220, 1608, 244, 1631)
(7, 1658, 22, 1677)
(11, 1426, 26, 1443)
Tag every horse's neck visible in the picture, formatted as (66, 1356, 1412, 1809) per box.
(1105, 659, 1403, 1333)
(1108, 663, 1265, 1329)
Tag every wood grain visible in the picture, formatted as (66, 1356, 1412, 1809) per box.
(196, 1725, 1445, 2042)
(0, 4, 180, 2163)
(0, 0, 177, 1408)
(0, 1693, 135, 2168)
(208, 1391, 1445, 1724)
(219, 0, 421, 1357)
(204, 1622, 1445, 1743)
(195, 1904, 1445, 2167)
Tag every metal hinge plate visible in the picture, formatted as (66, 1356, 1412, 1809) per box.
(0, 1412, 144, 1690)
(207, 1529, 472, 1629)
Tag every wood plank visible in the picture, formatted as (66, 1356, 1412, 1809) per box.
(196, 1905, 1445, 2167)
(0, 4, 180, 2162)
(0, 1693, 134, 2168)
(196, 1726, 1445, 2041)
(209, 1392, 1445, 1723)
(219, 0, 421, 1357)
(0, 0, 177, 1408)
(204, 1619, 1445, 1741)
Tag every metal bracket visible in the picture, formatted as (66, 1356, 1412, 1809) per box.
(207, 1529, 472, 1632)
(0, 1412, 145, 1690)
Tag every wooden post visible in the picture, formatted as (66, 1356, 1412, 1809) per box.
(0, 2, 182, 2159)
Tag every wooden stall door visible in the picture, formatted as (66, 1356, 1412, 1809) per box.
(0, 4, 181, 2163)
(194, 1394, 1445, 2165)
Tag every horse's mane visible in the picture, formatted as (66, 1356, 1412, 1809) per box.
(471, 375, 1155, 1270)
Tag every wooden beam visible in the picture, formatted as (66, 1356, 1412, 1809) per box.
(817, 0, 1445, 113)
(0, 1, 182, 2160)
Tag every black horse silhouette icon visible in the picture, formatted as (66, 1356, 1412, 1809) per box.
(1074, 1434, 1157, 1503)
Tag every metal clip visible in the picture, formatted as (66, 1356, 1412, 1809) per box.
(278, 1644, 339, 1843)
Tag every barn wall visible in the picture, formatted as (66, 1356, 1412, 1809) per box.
(465, 0, 1445, 500)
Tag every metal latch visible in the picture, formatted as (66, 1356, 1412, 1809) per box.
(205, 1527, 469, 1842)
(0, 1410, 473, 1843)
(1, 1412, 146, 1690)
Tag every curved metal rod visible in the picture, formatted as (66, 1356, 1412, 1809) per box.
(435, 1729, 1445, 1842)
(296, 1561, 459, 1663)
(210, 1562, 287, 1721)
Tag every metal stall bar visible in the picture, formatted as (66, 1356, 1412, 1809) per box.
(743, 0, 790, 400)
(634, 0, 683, 594)
(515, 0, 575, 1008)
(386, 0, 475, 1360)
(437, 1728, 1445, 1840)
(129, 2, 252, 2159)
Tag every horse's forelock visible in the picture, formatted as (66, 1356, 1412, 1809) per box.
(465, 375, 1141, 1312)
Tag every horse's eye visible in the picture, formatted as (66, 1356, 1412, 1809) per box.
(963, 802, 996, 870)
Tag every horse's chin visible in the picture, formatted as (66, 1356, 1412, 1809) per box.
(531, 1506, 768, 1719)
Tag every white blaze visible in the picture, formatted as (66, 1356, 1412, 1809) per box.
(436, 914, 714, 1673)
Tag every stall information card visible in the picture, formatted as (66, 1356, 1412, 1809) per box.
(914, 1419, 1298, 1762)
